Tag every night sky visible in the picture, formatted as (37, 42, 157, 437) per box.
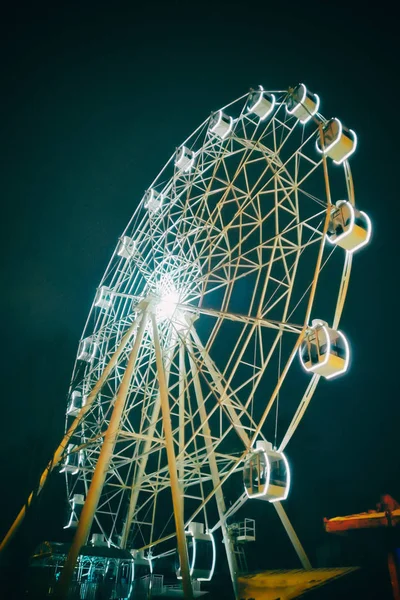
(1, 1, 399, 597)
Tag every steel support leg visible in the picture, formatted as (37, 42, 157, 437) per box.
(151, 313, 193, 600)
(120, 331, 178, 549)
(187, 336, 240, 599)
(55, 309, 149, 598)
(273, 501, 311, 569)
(0, 314, 141, 555)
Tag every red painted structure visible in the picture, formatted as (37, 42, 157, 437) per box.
(324, 495, 400, 600)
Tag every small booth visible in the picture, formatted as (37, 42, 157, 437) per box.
(327, 200, 371, 253)
(286, 83, 320, 124)
(94, 286, 114, 310)
(144, 188, 163, 213)
(77, 337, 98, 363)
(175, 146, 195, 173)
(316, 118, 357, 164)
(117, 235, 136, 259)
(67, 390, 86, 417)
(176, 522, 216, 582)
(209, 110, 233, 139)
(60, 444, 82, 475)
(243, 441, 290, 502)
(247, 87, 276, 120)
(299, 319, 350, 379)
(64, 493, 85, 529)
(28, 541, 134, 600)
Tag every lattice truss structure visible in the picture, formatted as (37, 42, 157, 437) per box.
(62, 89, 356, 560)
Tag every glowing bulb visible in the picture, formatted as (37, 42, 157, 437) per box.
(157, 289, 179, 320)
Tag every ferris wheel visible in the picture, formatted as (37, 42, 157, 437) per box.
(0, 83, 371, 599)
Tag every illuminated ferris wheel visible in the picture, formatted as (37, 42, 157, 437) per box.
(2, 83, 371, 599)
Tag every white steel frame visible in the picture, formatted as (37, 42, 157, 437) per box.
(1, 88, 357, 599)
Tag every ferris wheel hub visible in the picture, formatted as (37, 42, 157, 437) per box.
(156, 289, 180, 320)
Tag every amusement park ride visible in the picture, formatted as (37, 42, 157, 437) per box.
(0, 83, 371, 599)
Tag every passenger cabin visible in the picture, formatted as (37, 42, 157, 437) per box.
(286, 83, 320, 124)
(176, 522, 216, 582)
(94, 286, 114, 310)
(175, 146, 195, 173)
(117, 236, 136, 259)
(316, 118, 357, 164)
(77, 337, 97, 363)
(60, 444, 81, 475)
(327, 200, 371, 253)
(300, 319, 350, 379)
(209, 110, 233, 139)
(247, 87, 275, 120)
(67, 390, 86, 417)
(243, 441, 290, 502)
(144, 188, 163, 213)
(64, 493, 85, 529)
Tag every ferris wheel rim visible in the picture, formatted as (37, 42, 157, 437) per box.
(62, 86, 357, 562)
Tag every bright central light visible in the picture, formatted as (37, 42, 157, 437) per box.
(153, 272, 181, 322)
(157, 288, 179, 320)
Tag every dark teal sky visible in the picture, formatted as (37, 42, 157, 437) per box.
(0, 1, 399, 597)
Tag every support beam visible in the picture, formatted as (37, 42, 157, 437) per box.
(120, 395, 162, 548)
(185, 305, 302, 335)
(0, 314, 141, 555)
(187, 336, 240, 599)
(278, 375, 319, 453)
(189, 327, 251, 449)
(120, 331, 178, 548)
(191, 325, 311, 574)
(178, 342, 186, 502)
(333, 251, 352, 329)
(273, 502, 311, 569)
(151, 312, 193, 600)
(211, 491, 247, 533)
(55, 308, 149, 599)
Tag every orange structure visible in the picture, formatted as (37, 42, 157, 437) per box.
(324, 495, 400, 600)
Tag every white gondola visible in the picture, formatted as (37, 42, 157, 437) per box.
(243, 441, 290, 502)
(209, 110, 233, 139)
(299, 319, 350, 379)
(67, 390, 86, 417)
(60, 444, 82, 475)
(116, 561, 134, 597)
(247, 86, 276, 120)
(286, 83, 320, 124)
(144, 188, 163, 213)
(327, 200, 372, 253)
(316, 118, 357, 164)
(77, 337, 98, 363)
(175, 146, 195, 173)
(117, 236, 136, 259)
(94, 285, 114, 310)
(64, 493, 85, 529)
(176, 522, 216, 582)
